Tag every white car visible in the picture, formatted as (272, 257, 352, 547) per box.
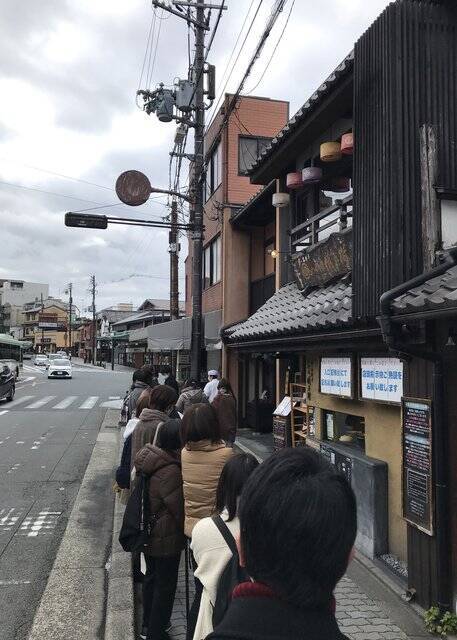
(34, 354, 49, 367)
(48, 358, 72, 379)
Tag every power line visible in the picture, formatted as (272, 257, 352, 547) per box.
(245, 0, 296, 95)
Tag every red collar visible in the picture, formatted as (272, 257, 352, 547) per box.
(232, 582, 336, 614)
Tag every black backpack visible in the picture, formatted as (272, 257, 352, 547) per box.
(118, 472, 158, 552)
(211, 515, 249, 627)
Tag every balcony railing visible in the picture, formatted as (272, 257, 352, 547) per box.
(250, 273, 275, 315)
(291, 194, 353, 249)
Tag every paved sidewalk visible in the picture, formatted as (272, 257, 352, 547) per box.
(163, 563, 427, 640)
(72, 356, 134, 374)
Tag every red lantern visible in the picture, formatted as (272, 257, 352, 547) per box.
(286, 171, 304, 189)
(341, 132, 353, 155)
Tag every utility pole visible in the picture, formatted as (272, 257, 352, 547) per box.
(67, 283, 73, 356)
(90, 276, 97, 365)
(170, 199, 180, 376)
(189, 0, 206, 383)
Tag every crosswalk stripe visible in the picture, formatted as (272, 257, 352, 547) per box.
(0, 410, 8, 416)
(6, 395, 35, 408)
(79, 396, 99, 410)
(53, 396, 78, 410)
(25, 396, 57, 409)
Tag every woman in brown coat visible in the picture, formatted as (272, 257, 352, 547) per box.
(131, 385, 179, 472)
(211, 378, 237, 445)
(134, 420, 185, 640)
(180, 403, 233, 640)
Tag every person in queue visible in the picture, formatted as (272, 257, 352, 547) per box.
(176, 379, 208, 415)
(180, 403, 233, 640)
(211, 378, 237, 445)
(207, 448, 357, 640)
(203, 370, 219, 403)
(191, 453, 259, 640)
(131, 385, 179, 468)
(135, 421, 185, 640)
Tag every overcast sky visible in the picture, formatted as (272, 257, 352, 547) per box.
(0, 0, 390, 313)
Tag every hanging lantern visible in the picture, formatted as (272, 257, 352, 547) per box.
(302, 166, 323, 185)
(341, 132, 353, 155)
(272, 192, 290, 208)
(324, 177, 351, 193)
(320, 141, 342, 162)
(286, 171, 304, 190)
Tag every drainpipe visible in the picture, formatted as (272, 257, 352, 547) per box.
(379, 247, 457, 612)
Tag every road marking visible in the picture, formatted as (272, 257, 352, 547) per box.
(7, 463, 21, 473)
(101, 399, 122, 409)
(79, 396, 99, 409)
(0, 580, 31, 586)
(0, 410, 8, 416)
(53, 396, 78, 410)
(0, 508, 21, 531)
(109, 396, 121, 400)
(17, 376, 36, 384)
(18, 511, 62, 537)
(6, 395, 35, 408)
(25, 396, 56, 409)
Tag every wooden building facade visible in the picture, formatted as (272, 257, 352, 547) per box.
(223, 0, 457, 611)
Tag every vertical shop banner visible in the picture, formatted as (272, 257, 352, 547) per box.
(320, 357, 352, 398)
(360, 357, 403, 403)
(402, 398, 433, 535)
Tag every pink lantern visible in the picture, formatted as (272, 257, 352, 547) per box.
(286, 171, 304, 190)
(341, 132, 353, 155)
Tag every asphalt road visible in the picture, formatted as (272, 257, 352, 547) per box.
(0, 362, 132, 640)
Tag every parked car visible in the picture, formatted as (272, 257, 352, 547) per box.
(48, 358, 72, 379)
(34, 354, 49, 367)
(0, 364, 15, 402)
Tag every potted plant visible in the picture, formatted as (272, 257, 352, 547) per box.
(425, 606, 457, 638)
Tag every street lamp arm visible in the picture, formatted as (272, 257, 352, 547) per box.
(150, 186, 192, 204)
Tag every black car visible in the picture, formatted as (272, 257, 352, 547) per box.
(0, 364, 15, 402)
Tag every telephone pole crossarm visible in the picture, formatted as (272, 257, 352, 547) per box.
(151, 0, 210, 29)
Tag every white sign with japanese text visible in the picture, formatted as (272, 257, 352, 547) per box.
(320, 357, 352, 398)
(360, 357, 403, 403)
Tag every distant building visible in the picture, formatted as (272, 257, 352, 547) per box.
(0, 279, 48, 307)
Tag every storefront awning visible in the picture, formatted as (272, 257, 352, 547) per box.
(129, 310, 222, 352)
(224, 277, 352, 344)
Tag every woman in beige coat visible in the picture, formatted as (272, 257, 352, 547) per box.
(180, 403, 233, 640)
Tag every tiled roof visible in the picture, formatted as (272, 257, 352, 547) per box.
(248, 52, 354, 177)
(392, 265, 457, 314)
(225, 277, 352, 342)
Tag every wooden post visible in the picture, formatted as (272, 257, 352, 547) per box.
(420, 124, 441, 271)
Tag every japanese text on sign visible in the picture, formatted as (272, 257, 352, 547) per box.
(320, 357, 352, 398)
(360, 357, 403, 403)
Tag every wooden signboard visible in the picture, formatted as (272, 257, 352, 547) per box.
(402, 398, 433, 535)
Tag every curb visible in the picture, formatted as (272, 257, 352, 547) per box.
(27, 409, 125, 640)
(104, 437, 135, 640)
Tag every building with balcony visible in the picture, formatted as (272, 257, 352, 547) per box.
(23, 298, 70, 352)
(222, 0, 457, 613)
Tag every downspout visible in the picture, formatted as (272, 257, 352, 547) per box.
(379, 246, 457, 612)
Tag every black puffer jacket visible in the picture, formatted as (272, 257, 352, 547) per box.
(134, 444, 185, 556)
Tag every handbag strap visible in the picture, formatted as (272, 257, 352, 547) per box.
(152, 421, 164, 447)
(212, 514, 238, 556)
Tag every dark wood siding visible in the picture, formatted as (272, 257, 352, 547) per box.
(404, 356, 438, 608)
(353, 1, 457, 320)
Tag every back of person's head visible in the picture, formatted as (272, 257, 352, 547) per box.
(133, 368, 148, 384)
(141, 364, 157, 387)
(148, 384, 178, 412)
(135, 388, 153, 418)
(217, 378, 234, 395)
(216, 453, 259, 521)
(180, 403, 221, 445)
(161, 365, 172, 376)
(239, 448, 357, 610)
(183, 378, 198, 389)
(156, 420, 181, 451)
(208, 369, 219, 380)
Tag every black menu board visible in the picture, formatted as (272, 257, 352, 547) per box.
(402, 398, 433, 535)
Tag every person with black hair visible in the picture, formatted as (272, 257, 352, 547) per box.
(211, 379, 237, 445)
(207, 447, 357, 640)
(176, 379, 207, 414)
(190, 453, 259, 640)
(131, 385, 180, 469)
(127, 368, 155, 422)
(180, 403, 233, 640)
(135, 421, 185, 640)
